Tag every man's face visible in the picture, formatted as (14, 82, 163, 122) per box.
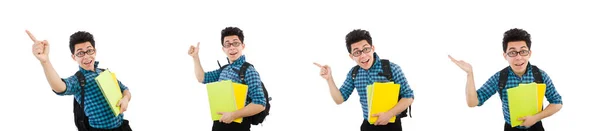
(71, 42, 96, 71)
(222, 35, 245, 61)
(348, 40, 375, 70)
(504, 41, 531, 75)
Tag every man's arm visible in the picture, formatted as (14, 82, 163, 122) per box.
(26, 30, 67, 93)
(314, 63, 352, 105)
(534, 71, 563, 120)
(232, 67, 266, 118)
(42, 61, 68, 93)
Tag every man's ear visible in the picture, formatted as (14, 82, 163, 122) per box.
(371, 45, 375, 52)
(72, 55, 76, 61)
(502, 52, 508, 61)
(241, 43, 245, 50)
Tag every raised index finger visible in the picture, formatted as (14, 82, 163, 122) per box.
(447, 55, 459, 63)
(25, 30, 38, 42)
(313, 62, 323, 68)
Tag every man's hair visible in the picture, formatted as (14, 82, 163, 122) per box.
(69, 31, 96, 54)
(221, 27, 245, 46)
(345, 29, 372, 53)
(502, 28, 531, 52)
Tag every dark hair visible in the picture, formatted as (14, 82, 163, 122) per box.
(502, 28, 531, 52)
(221, 27, 244, 46)
(345, 29, 372, 53)
(69, 31, 96, 54)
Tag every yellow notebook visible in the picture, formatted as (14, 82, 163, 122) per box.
(507, 83, 538, 127)
(367, 82, 400, 124)
(536, 84, 546, 112)
(94, 70, 123, 116)
(206, 80, 248, 123)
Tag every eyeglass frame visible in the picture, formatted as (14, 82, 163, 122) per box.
(223, 42, 242, 48)
(505, 50, 530, 57)
(351, 47, 373, 57)
(74, 49, 96, 57)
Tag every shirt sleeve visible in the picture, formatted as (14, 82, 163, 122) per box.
(540, 70, 562, 104)
(54, 75, 81, 96)
(476, 72, 500, 106)
(117, 79, 129, 91)
(202, 69, 221, 84)
(244, 66, 267, 106)
(391, 63, 414, 99)
(339, 69, 356, 101)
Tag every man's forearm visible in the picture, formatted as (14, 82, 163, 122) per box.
(389, 98, 413, 115)
(327, 79, 344, 105)
(234, 103, 265, 118)
(193, 57, 205, 83)
(41, 61, 67, 93)
(534, 104, 562, 120)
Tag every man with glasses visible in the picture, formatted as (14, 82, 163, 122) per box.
(188, 27, 266, 131)
(449, 28, 563, 131)
(314, 29, 414, 131)
(26, 30, 132, 130)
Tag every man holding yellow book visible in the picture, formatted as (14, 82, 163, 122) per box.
(27, 30, 132, 130)
(449, 28, 563, 131)
(314, 29, 414, 131)
(189, 27, 267, 131)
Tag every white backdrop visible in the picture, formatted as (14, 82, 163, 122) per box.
(1, 0, 598, 130)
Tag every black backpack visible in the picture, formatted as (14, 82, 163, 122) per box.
(351, 59, 412, 118)
(73, 69, 131, 131)
(498, 65, 544, 110)
(73, 69, 104, 131)
(218, 61, 272, 125)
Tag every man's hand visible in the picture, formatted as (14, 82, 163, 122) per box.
(518, 116, 540, 128)
(217, 112, 238, 124)
(313, 62, 333, 81)
(117, 97, 130, 114)
(448, 55, 473, 74)
(26, 30, 50, 63)
(372, 111, 394, 126)
(188, 42, 200, 58)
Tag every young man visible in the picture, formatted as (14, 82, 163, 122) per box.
(188, 27, 267, 131)
(449, 28, 563, 131)
(314, 29, 414, 131)
(27, 30, 132, 131)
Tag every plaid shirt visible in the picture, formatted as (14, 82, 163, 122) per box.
(339, 53, 415, 120)
(202, 55, 267, 106)
(477, 63, 562, 129)
(55, 61, 129, 129)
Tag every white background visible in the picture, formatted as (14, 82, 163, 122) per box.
(1, 0, 598, 130)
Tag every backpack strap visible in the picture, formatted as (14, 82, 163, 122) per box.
(497, 66, 510, 95)
(239, 62, 252, 84)
(75, 71, 86, 108)
(351, 66, 360, 80)
(378, 59, 393, 81)
(531, 65, 543, 83)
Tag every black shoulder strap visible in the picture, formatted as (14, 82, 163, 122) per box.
(498, 66, 510, 94)
(531, 65, 543, 83)
(351, 66, 360, 80)
(378, 59, 393, 82)
(239, 62, 252, 84)
(75, 71, 86, 108)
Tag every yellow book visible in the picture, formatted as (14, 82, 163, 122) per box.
(368, 82, 400, 124)
(537, 84, 546, 112)
(507, 83, 538, 127)
(94, 70, 123, 116)
(206, 80, 248, 123)
(232, 82, 248, 123)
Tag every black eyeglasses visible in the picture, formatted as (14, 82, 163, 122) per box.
(351, 47, 372, 57)
(223, 42, 242, 48)
(506, 50, 530, 57)
(75, 49, 96, 57)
